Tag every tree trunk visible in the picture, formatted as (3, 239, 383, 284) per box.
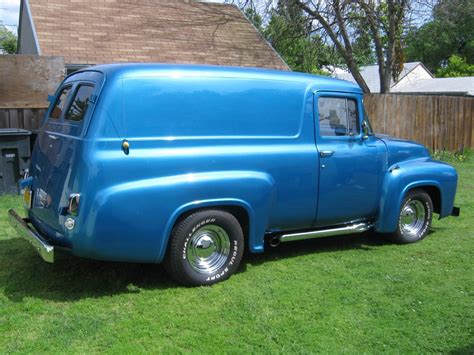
(346, 57, 371, 93)
(296, 0, 371, 93)
(380, 68, 392, 93)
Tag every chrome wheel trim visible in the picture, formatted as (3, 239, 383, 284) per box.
(399, 199, 426, 238)
(186, 224, 231, 275)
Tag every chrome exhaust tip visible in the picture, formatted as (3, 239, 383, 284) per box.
(269, 236, 281, 247)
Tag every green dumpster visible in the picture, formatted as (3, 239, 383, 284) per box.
(0, 129, 31, 195)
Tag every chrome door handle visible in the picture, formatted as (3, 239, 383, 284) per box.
(320, 150, 335, 157)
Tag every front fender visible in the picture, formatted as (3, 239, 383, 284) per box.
(375, 158, 457, 233)
(77, 171, 275, 263)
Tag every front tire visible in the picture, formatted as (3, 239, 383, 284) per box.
(388, 189, 433, 244)
(164, 210, 244, 286)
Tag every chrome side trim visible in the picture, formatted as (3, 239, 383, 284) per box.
(8, 209, 55, 263)
(279, 222, 372, 243)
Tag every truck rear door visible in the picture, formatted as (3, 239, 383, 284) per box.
(28, 71, 103, 241)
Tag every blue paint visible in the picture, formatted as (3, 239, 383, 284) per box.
(24, 63, 458, 263)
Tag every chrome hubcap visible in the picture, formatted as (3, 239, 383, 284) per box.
(186, 224, 230, 275)
(399, 200, 426, 238)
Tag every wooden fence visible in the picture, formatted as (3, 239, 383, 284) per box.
(364, 94, 474, 151)
(0, 108, 47, 132)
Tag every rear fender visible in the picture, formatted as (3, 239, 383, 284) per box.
(162, 198, 260, 259)
(81, 171, 275, 263)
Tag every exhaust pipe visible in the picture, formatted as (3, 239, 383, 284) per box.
(269, 236, 281, 247)
(268, 221, 372, 247)
(280, 222, 372, 243)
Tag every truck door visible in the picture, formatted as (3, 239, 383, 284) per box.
(314, 92, 383, 227)
(29, 71, 103, 237)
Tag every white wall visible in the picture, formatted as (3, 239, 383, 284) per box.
(17, 0, 39, 54)
(392, 65, 433, 90)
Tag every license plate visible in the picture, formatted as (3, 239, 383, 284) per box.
(23, 188, 32, 209)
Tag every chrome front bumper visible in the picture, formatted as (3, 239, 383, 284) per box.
(8, 209, 55, 263)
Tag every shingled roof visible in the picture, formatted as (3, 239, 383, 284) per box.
(18, 0, 288, 70)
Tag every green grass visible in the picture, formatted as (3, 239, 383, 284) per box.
(0, 159, 473, 353)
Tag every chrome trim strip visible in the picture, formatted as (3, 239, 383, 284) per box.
(279, 222, 372, 243)
(8, 209, 54, 263)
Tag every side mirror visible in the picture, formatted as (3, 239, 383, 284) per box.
(362, 120, 370, 139)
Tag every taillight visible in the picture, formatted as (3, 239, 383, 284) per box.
(68, 194, 80, 216)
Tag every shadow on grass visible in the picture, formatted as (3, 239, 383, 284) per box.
(246, 230, 391, 267)
(0, 231, 393, 302)
(449, 344, 474, 355)
(0, 238, 176, 302)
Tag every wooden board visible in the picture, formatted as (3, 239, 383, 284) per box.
(0, 55, 64, 109)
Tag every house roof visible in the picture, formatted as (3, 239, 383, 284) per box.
(333, 61, 473, 96)
(392, 76, 474, 96)
(22, 0, 288, 70)
(334, 62, 431, 92)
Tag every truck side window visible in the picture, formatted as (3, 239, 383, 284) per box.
(318, 97, 360, 137)
(50, 86, 72, 119)
(65, 85, 95, 122)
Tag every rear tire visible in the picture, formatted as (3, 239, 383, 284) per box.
(164, 210, 244, 286)
(388, 189, 433, 244)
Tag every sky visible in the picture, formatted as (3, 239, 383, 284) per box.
(0, 0, 20, 34)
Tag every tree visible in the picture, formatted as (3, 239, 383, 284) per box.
(264, 1, 333, 74)
(436, 55, 474, 77)
(0, 26, 17, 54)
(244, 6, 264, 32)
(292, 0, 408, 94)
(405, 0, 474, 73)
(350, 18, 377, 69)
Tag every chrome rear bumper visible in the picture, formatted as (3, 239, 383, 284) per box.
(8, 209, 55, 263)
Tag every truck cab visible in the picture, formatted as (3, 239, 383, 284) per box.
(9, 64, 459, 286)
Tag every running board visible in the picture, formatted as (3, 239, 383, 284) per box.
(271, 222, 372, 246)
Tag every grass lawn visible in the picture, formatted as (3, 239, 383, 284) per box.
(0, 158, 472, 353)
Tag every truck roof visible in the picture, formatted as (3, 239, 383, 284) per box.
(72, 63, 362, 93)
